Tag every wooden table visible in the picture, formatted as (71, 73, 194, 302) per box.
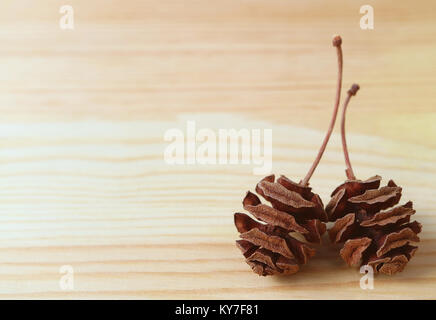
(0, 0, 435, 299)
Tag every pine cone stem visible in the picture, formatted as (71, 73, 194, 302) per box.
(302, 35, 343, 186)
(340, 84, 360, 180)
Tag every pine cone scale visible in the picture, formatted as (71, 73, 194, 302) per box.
(328, 213, 356, 243)
(360, 201, 415, 227)
(365, 245, 418, 275)
(276, 256, 300, 275)
(331, 175, 381, 197)
(340, 237, 372, 266)
(247, 248, 277, 269)
(242, 191, 309, 234)
(236, 239, 300, 276)
(256, 180, 316, 213)
(375, 227, 420, 257)
(240, 228, 295, 259)
(348, 185, 402, 214)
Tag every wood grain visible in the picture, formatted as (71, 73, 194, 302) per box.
(0, 0, 435, 299)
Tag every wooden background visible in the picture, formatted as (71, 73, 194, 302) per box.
(0, 0, 435, 299)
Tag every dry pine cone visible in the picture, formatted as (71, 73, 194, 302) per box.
(233, 35, 345, 276)
(327, 176, 422, 275)
(324, 38, 422, 276)
(234, 175, 328, 276)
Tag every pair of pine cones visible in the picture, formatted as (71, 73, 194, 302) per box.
(235, 174, 421, 276)
(233, 36, 421, 277)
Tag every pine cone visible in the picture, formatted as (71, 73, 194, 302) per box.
(234, 174, 328, 276)
(321, 38, 422, 276)
(233, 35, 346, 276)
(327, 176, 422, 275)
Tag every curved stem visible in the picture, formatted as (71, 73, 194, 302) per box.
(341, 84, 360, 180)
(301, 35, 343, 186)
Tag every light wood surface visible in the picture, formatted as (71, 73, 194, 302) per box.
(0, 0, 435, 299)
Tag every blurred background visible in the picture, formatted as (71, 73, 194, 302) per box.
(0, 1, 435, 145)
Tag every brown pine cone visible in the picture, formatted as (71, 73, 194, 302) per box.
(233, 35, 346, 276)
(234, 174, 328, 276)
(326, 176, 422, 275)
